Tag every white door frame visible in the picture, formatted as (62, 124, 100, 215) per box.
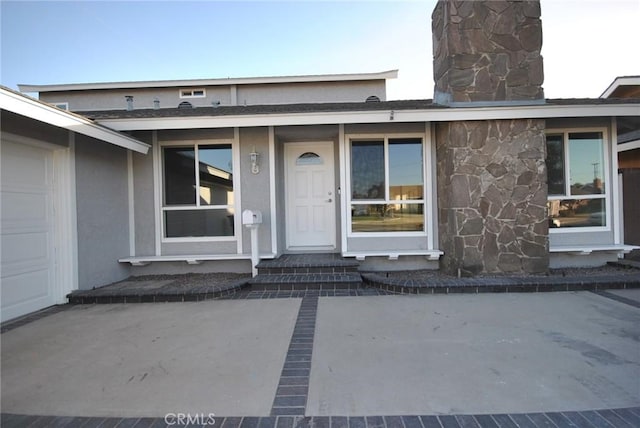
(284, 141, 336, 252)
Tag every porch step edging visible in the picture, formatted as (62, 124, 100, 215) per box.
(249, 273, 363, 291)
(362, 272, 640, 294)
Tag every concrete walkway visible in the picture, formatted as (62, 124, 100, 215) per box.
(1, 290, 639, 427)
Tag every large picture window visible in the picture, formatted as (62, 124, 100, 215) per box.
(546, 131, 607, 229)
(349, 137, 425, 233)
(162, 143, 235, 238)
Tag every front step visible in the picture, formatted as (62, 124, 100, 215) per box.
(256, 253, 359, 275)
(249, 273, 363, 291)
(251, 254, 362, 291)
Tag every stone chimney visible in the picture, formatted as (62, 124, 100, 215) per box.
(432, 0, 544, 105)
(433, 0, 549, 276)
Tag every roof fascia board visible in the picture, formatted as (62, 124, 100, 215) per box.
(600, 76, 640, 98)
(618, 139, 640, 152)
(0, 88, 150, 154)
(19, 70, 399, 93)
(97, 103, 640, 131)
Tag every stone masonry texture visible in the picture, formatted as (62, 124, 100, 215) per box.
(436, 119, 549, 276)
(432, 0, 544, 104)
(432, 1, 548, 275)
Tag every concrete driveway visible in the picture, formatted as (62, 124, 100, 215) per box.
(1, 291, 639, 418)
(1, 299, 300, 417)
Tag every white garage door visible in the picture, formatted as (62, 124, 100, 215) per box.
(1, 140, 57, 322)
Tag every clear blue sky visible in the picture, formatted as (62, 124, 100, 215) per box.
(1, 0, 638, 100)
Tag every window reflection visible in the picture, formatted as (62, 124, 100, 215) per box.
(165, 209, 235, 237)
(352, 204, 424, 232)
(546, 134, 565, 196)
(198, 145, 233, 206)
(389, 138, 423, 200)
(163, 144, 235, 238)
(164, 147, 196, 205)
(569, 133, 604, 195)
(548, 199, 605, 228)
(351, 141, 384, 200)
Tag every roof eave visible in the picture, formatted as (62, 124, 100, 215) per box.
(95, 102, 640, 132)
(0, 87, 150, 154)
(600, 76, 640, 98)
(18, 70, 399, 93)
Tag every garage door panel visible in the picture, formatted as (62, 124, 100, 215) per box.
(1, 269, 53, 321)
(1, 142, 51, 186)
(1, 231, 50, 272)
(1, 140, 57, 322)
(1, 190, 50, 230)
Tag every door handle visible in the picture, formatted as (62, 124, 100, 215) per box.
(326, 198, 332, 203)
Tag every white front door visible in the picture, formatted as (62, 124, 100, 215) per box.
(1, 140, 57, 322)
(285, 142, 336, 251)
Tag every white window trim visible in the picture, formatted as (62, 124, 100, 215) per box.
(345, 132, 428, 238)
(51, 102, 69, 110)
(547, 127, 611, 234)
(158, 138, 239, 243)
(179, 88, 206, 99)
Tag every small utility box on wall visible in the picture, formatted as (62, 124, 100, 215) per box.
(242, 209, 262, 277)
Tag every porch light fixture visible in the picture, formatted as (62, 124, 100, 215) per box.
(250, 147, 260, 174)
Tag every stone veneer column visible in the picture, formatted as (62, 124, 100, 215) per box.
(432, 1, 548, 275)
(432, 0, 544, 104)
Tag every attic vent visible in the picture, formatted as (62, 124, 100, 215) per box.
(366, 95, 381, 102)
(178, 101, 194, 109)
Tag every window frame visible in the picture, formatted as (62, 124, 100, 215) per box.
(179, 88, 206, 99)
(546, 127, 611, 233)
(159, 139, 239, 242)
(51, 102, 69, 110)
(345, 133, 428, 237)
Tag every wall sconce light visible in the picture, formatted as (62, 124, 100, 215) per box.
(250, 147, 260, 174)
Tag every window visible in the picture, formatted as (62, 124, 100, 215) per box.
(349, 137, 425, 233)
(296, 152, 323, 166)
(179, 88, 206, 98)
(51, 102, 69, 110)
(162, 143, 235, 238)
(546, 131, 607, 229)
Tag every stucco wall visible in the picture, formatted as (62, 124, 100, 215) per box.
(128, 131, 155, 256)
(75, 135, 130, 289)
(41, 87, 232, 111)
(236, 81, 385, 105)
(41, 79, 386, 112)
(239, 127, 273, 254)
(346, 236, 429, 252)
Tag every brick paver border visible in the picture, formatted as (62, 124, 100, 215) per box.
(2, 408, 640, 428)
(270, 297, 319, 416)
